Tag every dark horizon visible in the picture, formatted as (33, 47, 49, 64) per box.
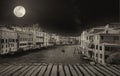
(0, 0, 119, 36)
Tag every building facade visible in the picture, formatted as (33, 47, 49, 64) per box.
(81, 23, 120, 64)
(0, 27, 17, 54)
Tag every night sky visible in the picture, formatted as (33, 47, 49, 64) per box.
(0, 0, 119, 35)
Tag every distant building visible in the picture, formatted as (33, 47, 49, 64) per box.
(59, 36, 69, 45)
(43, 32, 50, 47)
(48, 34, 57, 46)
(54, 35, 60, 45)
(21, 24, 44, 49)
(75, 36, 81, 44)
(17, 31, 33, 51)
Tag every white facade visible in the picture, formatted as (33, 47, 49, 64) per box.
(81, 23, 120, 64)
(54, 35, 60, 45)
(21, 25, 44, 49)
(80, 31, 89, 55)
(0, 27, 17, 54)
(17, 31, 33, 51)
(43, 33, 50, 47)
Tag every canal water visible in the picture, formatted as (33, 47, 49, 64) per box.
(0, 45, 89, 64)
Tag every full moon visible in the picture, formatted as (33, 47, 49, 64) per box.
(13, 6, 26, 18)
